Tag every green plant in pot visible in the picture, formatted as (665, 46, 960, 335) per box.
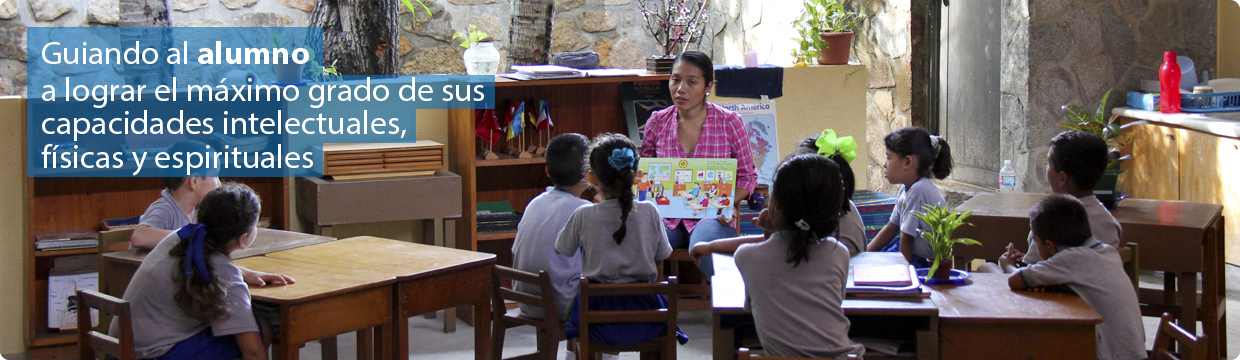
(1060, 90, 1134, 208)
(912, 204, 981, 280)
(793, 0, 862, 65)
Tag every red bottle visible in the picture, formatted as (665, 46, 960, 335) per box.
(1160, 51, 1181, 113)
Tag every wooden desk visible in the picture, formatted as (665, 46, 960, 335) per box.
(236, 256, 395, 360)
(98, 228, 337, 298)
(712, 253, 939, 360)
(954, 193, 1226, 359)
(930, 273, 1101, 359)
(264, 236, 496, 360)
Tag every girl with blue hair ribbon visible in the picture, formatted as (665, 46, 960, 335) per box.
(112, 183, 272, 360)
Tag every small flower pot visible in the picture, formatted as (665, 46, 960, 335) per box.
(647, 55, 675, 74)
(274, 62, 305, 84)
(817, 31, 854, 65)
(932, 258, 954, 280)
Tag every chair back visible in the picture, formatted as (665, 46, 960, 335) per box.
(576, 276, 678, 360)
(492, 265, 563, 360)
(1117, 242, 1139, 293)
(76, 289, 134, 360)
(1151, 312, 1207, 360)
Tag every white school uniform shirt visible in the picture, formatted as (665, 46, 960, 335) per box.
(734, 232, 864, 359)
(1017, 238, 1146, 360)
(888, 177, 946, 260)
(554, 200, 672, 284)
(837, 200, 866, 256)
(1024, 195, 1122, 264)
(511, 188, 590, 319)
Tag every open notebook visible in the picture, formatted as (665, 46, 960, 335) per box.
(846, 265, 923, 296)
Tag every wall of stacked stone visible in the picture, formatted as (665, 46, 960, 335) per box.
(850, 0, 911, 195)
(0, 0, 122, 96)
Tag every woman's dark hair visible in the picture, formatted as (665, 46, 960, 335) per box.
(170, 182, 261, 324)
(884, 127, 953, 179)
(796, 135, 856, 212)
(771, 153, 845, 267)
(588, 133, 639, 244)
(673, 50, 715, 85)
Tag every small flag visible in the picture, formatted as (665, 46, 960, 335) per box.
(507, 101, 525, 140)
(474, 109, 502, 145)
(536, 100, 554, 131)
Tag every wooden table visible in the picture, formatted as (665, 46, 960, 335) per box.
(712, 253, 940, 360)
(99, 228, 337, 298)
(236, 256, 396, 360)
(264, 236, 496, 360)
(954, 192, 1226, 359)
(931, 273, 1101, 359)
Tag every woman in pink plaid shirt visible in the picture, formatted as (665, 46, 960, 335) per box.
(640, 51, 757, 276)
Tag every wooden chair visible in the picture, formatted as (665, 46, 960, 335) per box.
(575, 276, 679, 360)
(97, 228, 135, 297)
(737, 348, 859, 360)
(1150, 312, 1208, 360)
(659, 250, 711, 310)
(492, 266, 565, 360)
(1117, 242, 1139, 293)
(76, 289, 134, 360)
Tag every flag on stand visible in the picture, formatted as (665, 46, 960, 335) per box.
(536, 100, 554, 131)
(507, 101, 525, 140)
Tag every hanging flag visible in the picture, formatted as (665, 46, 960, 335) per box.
(536, 100, 554, 131)
(475, 109, 502, 145)
(507, 101, 525, 140)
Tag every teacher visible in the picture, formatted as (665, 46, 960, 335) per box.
(640, 50, 757, 276)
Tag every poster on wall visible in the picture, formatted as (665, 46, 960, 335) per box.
(718, 101, 778, 186)
(634, 158, 737, 220)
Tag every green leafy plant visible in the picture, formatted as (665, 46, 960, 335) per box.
(792, 0, 863, 64)
(1060, 90, 1134, 169)
(453, 24, 488, 49)
(401, 0, 432, 17)
(310, 59, 341, 83)
(911, 204, 981, 277)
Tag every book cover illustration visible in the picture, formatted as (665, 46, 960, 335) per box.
(717, 101, 778, 186)
(48, 269, 99, 330)
(620, 81, 673, 144)
(634, 158, 737, 220)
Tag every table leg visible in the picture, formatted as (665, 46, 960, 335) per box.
(1203, 218, 1225, 360)
(712, 312, 733, 360)
(1177, 272, 1198, 338)
(396, 316, 411, 360)
(358, 328, 374, 360)
(321, 337, 338, 360)
(475, 299, 491, 360)
(376, 322, 393, 360)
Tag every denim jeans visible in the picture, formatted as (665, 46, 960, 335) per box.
(665, 219, 736, 276)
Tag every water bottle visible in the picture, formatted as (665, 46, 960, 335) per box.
(999, 159, 1016, 193)
(1159, 51, 1182, 113)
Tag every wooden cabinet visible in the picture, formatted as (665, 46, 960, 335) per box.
(447, 75, 669, 260)
(1121, 118, 1240, 265)
(24, 177, 289, 349)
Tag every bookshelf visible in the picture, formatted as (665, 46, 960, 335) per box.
(447, 74, 669, 258)
(23, 175, 289, 349)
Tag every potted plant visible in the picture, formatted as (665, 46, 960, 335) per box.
(793, 0, 862, 65)
(271, 32, 312, 84)
(1060, 90, 1134, 208)
(911, 204, 981, 280)
(454, 24, 500, 75)
(637, 0, 711, 73)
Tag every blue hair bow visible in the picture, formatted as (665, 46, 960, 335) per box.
(178, 223, 212, 284)
(608, 148, 635, 171)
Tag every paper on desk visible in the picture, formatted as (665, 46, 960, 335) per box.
(585, 69, 648, 77)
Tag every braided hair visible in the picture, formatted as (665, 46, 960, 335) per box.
(588, 133, 639, 244)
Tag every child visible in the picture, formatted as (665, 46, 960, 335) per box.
(131, 140, 293, 288)
(1002, 194, 1145, 360)
(114, 183, 272, 360)
(691, 154, 864, 359)
(865, 127, 953, 267)
(554, 133, 686, 347)
(796, 131, 865, 256)
(511, 133, 592, 320)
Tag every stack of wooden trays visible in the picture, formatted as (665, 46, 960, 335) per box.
(323, 141, 444, 180)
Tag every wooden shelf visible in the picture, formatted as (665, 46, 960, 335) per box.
(476, 155, 547, 167)
(31, 326, 77, 347)
(34, 248, 99, 257)
(495, 74, 670, 87)
(477, 230, 517, 241)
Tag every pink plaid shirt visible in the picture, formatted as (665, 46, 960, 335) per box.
(641, 102, 757, 232)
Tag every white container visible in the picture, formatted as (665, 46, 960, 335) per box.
(999, 159, 1016, 193)
(743, 51, 758, 67)
(1178, 55, 1198, 91)
(464, 41, 501, 76)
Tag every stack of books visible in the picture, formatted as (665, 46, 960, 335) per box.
(847, 265, 926, 298)
(34, 230, 100, 251)
(502, 65, 586, 81)
(477, 201, 521, 234)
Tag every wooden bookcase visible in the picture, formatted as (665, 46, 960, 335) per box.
(23, 175, 289, 349)
(447, 74, 669, 261)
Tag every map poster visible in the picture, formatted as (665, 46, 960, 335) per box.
(634, 158, 738, 220)
(718, 101, 778, 186)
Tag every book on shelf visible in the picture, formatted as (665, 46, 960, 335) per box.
(620, 81, 672, 144)
(477, 201, 521, 234)
(35, 230, 100, 251)
(101, 215, 141, 231)
(48, 255, 99, 330)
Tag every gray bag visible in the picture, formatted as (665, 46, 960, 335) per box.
(551, 50, 600, 70)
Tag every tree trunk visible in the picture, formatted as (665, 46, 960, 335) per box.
(118, 0, 172, 85)
(311, 0, 397, 75)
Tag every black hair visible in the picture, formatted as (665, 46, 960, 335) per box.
(797, 135, 856, 207)
(884, 127, 953, 179)
(546, 133, 590, 187)
(588, 133, 639, 244)
(673, 50, 715, 85)
(170, 182, 261, 324)
(1029, 194, 1092, 248)
(162, 140, 216, 191)
(1049, 130, 1109, 191)
(771, 153, 845, 267)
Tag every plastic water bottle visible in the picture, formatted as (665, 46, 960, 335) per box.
(999, 160, 1016, 193)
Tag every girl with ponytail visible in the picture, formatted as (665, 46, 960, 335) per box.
(555, 133, 686, 348)
(865, 126, 953, 267)
(115, 183, 272, 360)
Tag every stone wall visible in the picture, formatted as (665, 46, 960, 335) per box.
(0, 0, 121, 95)
(1006, 0, 1216, 193)
(850, 0, 912, 195)
(706, 0, 802, 67)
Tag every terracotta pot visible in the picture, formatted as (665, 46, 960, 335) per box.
(932, 258, 954, 280)
(817, 31, 854, 65)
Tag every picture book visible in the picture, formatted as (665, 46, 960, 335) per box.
(634, 158, 737, 220)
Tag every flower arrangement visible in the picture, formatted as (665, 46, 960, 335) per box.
(637, 0, 711, 57)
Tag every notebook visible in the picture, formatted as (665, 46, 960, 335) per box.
(852, 265, 914, 287)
